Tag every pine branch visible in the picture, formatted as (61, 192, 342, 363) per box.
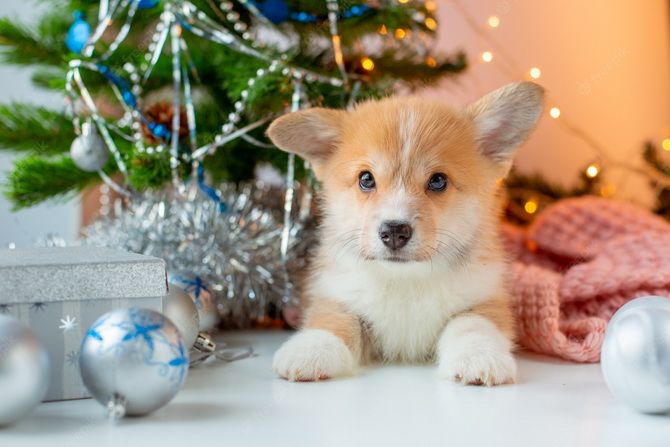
(0, 103, 75, 154)
(0, 14, 68, 67)
(361, 50, 467, 87)
(4, 154, 102, 209)
(127, 152, 172, 190)
(643, 141, 670, 177)
(506, 169, 598, 199)
(31, 67, 68, 91)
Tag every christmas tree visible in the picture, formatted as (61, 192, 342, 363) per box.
(0, 0, 466, 209)
(0, 0, 468, 326)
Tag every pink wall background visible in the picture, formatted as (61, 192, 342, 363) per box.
(426, 0, 670, 207)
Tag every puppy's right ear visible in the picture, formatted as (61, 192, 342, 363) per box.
(266, 108, 345, 171)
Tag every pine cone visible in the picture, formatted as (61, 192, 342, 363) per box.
(141, 101, 189, 144)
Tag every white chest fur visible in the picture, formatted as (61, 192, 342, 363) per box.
(312, 259, 504, 362)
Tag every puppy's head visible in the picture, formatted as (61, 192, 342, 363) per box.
(268, 82, 544, 269)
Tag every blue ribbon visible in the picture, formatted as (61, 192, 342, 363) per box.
(196, 164, 227, 213)
(96, 63, 171, 140)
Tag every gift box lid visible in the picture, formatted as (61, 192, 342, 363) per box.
(0, 247, 167, 304)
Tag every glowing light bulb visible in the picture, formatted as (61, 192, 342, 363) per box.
(398, 0, 409, 3)
(662, 138, 670, 151)
(600, 184, 616, 197)
(361, 57, 375, 71)
(585, 163, 600, 179)
(481, 51, 493, 62)
(524, 199, 538, 214)
(549, 107, 561, 119)
(426, 56, 437, 68)
(379, 25, 388, 35)
(395, 28, 407, 39)
(425, 1, 437, 12)
(425, 18, 437, 31)
(529, 67, 541, 79)
(488, 16, 500, 28)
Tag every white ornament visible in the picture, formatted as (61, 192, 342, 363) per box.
(0, 315, 50, 426)
(601, 296, 670, 413)
(169, 275, 219, 332)
(70, 121, 108, 172)
(163, 285, 200, 349)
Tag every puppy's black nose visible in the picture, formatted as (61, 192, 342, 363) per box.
(379, 221, 413, 250)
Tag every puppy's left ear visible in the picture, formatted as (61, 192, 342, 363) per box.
(266, 108, 346, 176)
(466, 82, 544, 166)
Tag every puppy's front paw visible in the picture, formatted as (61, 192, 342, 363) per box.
(438, 332, 517, 386)
(438, 345, 516, 386)
(272, 329, 356, 381)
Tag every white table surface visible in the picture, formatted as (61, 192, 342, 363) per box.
(3, 331, 669, 447)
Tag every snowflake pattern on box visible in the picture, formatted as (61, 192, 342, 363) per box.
(66, 350, 80, 367)
(30, 302, 47, 312)
(59, 315, 78, 332)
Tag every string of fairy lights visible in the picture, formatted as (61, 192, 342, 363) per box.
(358, 0, 669, 217)
(448, 0, 670, 216)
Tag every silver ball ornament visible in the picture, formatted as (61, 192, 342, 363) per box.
(163, 285, 200, 350)
(70, 121, 109, 172)
(0, 315, 50, 426)
(79, 308, 188, 417)
(169, 275, 219, 332)
(601, 296, 670, 414)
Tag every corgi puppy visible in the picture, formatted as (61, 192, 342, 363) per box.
(266, 82, 544, 385)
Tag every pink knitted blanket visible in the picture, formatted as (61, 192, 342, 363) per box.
(502, 197, 670, 363)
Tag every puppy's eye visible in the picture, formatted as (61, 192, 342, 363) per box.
(427, 173, 448, 192)
(358, 171, 376, 191)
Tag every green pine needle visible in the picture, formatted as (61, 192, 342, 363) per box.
(0, 14, 68, 66)
(0, 103, 75, 154)
(4, 154, 101, 209)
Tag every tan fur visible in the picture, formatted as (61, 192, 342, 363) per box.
(302, 299, 362, 358)
(268, 82, 544, 383)
(467, 294, 517, 341)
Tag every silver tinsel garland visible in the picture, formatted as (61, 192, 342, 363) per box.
(83, 183, 315, 326)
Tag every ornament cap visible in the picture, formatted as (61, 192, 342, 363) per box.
(80, 120, 95, 136)
(194, 332, 216, 353)
(106, 392, 127, 420)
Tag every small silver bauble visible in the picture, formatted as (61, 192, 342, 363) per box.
(79, 308, 188, 417)
(70, 121, 108, 172)
(169, 275, 219, 332)
(0, 315, 50, 426)
(601, 296, 670, 414)
(163, 285, 200, 350)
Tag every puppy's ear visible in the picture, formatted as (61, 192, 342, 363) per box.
(466, 82, 544, 164)
(267, 108, 346, 170)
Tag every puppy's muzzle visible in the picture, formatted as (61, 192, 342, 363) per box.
(379, 221, 413, 250)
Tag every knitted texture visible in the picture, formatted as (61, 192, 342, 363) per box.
(503, 197, 670, 363)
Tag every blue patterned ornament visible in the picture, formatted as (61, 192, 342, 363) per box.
(601, 296, 670, 414)
(79, 308, 188, 417)
(65, 11, 90, 54)
(170, 275, 220, 332)
(163, 285, 200, 350)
